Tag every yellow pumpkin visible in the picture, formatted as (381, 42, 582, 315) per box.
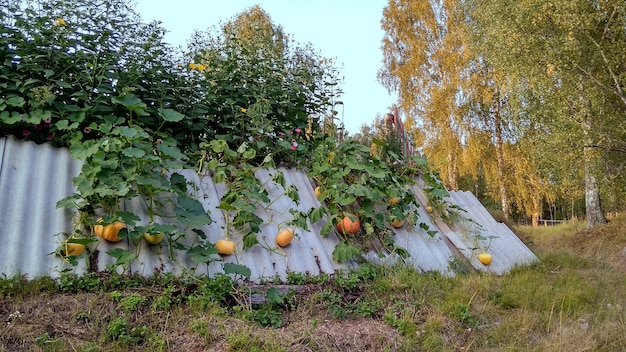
(94, 218, 126, 242)
(314, 186, 322, 198)
(62, 242, 85, 256)
(336, 213, 360, 235)
(276, 228, 294, 247)
(216, 239, 236, 255)
(143, 232, 165, 245)
(478, 252, 493, 265)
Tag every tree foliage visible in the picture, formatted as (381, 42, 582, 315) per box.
(185, 5, 343, 149)
(379, 0, 470, 191)
(377, 0, 626, 226)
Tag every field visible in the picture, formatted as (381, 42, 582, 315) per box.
(1, 215, 625, 351)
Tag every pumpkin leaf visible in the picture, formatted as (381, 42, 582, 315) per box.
(242, 232, 259, 249)
(332, 241, 360, 262)
(158, 108, 185, 122)
(285, 185, 300, 203)
(271, 171, 285, 188)
(106, 248, 136, 267)
(224, 263, 251, 279)
(308, 207, 326, 224)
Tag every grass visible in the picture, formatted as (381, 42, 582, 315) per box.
(1, 215, 625, 351)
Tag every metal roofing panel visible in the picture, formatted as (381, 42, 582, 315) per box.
(0, 136, 85, 279)
(0, 136, 537, 281)
(446, 190, 539, 274)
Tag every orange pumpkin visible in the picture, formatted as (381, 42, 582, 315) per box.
(216, 239, 236, 255)
(276, 228, 295, 247)
(389, 197, 399, 205)
(336, 213, 360, 235)
(94, 218, 126, 242)
(391, 218, 404, 228)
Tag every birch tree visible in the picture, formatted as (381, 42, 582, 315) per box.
(464, 0, 626, 227)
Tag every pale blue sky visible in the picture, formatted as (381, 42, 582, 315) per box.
(133, 0, 397, 134)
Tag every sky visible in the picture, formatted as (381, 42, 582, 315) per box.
(132, 0, 397, 134)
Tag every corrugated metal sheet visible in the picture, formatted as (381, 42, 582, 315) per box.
(0, 136, 537, 281)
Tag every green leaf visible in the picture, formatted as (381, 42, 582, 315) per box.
(136, 176, 164, 188)
(209, 140, 228, 153)
(242, 232, 259, 249)
(332, 241, 360, 262)
(56, 119, 80, 131)
(271, 171, 285, 188)
(106, 248, 135, 266)
(169, 173, 187, 193)
(320, 220, 334, 236)
(262, 154, 275, 168)
(266, 287, 283, 305)
(6, 96, 25, 107)
(117, 126, 138, 139)
(26, 110, 52, 124)
(122, 147, 146, 158)
(115, 211, 140, 226)
(177, 197, 207, 216)
(56, 194, 82, 209)
(285, 185, 300, 203)
(111, 93, 149, 116)
(242, 148, 256, 160)
(224, 263, 251, 279)
(371, 137, 387, 147)
(158, 108, 185, 122)
(308, 207, 326, 224)
(157, 144, 187, 160)
(189, 244, 218, 264)
(214, 170, 227, 184)
(429, 187, 449, 198)
(69, 140, 99, 160)
(182, 214, 213, 228)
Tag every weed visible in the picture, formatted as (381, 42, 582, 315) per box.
(151, 285, 179, 311)
(34, 332, 67, 351)
(248, 305, 284, 328)
(79, 342, 100, 352)
(109, 290, 123, 302)
(118, 293, 148, 313)
(451, 302, 478, 327)
(318, 289, 349, 319)
(103, 316, 147, 345)
(354, 298, 384, 318)
(58, 272, 101, 293)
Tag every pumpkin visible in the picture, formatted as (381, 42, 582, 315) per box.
(314, 186, 323, 198)
(94, 218, 126, 242)
(389, 197, 399, 205)
(478, 252, 493, 265)
(336, 213, 360, 235)
(216, 239, 236, 255)
(143, 232, 165, 245)
(62, 242, 85, 256)
(391, 218, 404, 228)
(276, 228, 294, 247)
(426, 206, 434, 214)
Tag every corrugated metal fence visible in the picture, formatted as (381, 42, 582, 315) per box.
(0, 136, 537, 281)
